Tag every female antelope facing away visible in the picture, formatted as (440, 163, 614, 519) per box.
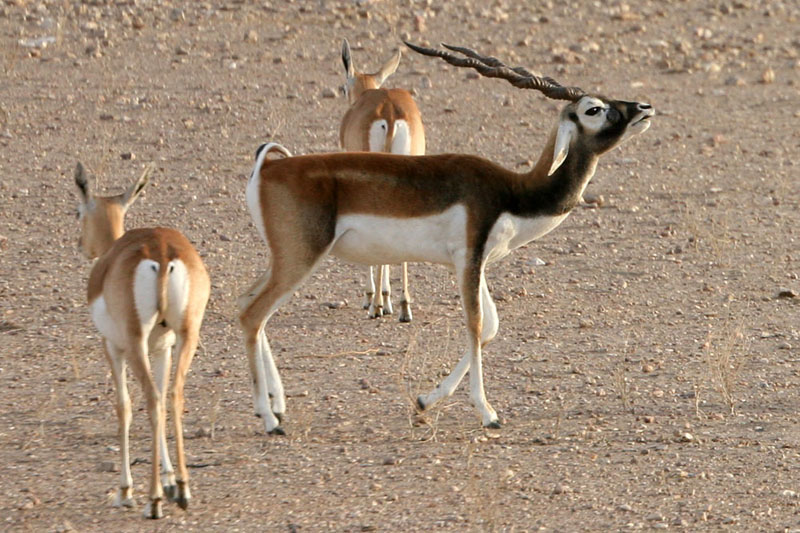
(75, 163, 210, 519)
(239, 42, 654, 435)
(340, 38, 425, 322)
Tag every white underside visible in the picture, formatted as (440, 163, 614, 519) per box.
(332, 204, 571, 267)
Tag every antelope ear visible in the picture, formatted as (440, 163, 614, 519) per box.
(74, 162, 92, 203)
(375, 49, 401, 86)
(122, 164, 153, 209)
(548, 121, 576, 176)
(341, 39, 355, 78)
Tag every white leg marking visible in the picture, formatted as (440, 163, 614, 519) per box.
(250, 272, 312, 433)
(381, 264, 393, 315)
(368, 265, 384, 319)
(399, 262, 412, 322)
(107, 341, 134, 508)
(150, 336, 176, 494)
(259, 327, 285, 416)
(419, 275, 499, 426)
(364, 266, 376, 310)
(467, 275, 498, 426)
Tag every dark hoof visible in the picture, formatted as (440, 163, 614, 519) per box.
(163, 484, 177, 501)
(416, 396, 426, 411)
(269, 426, 286, 436)
(146, 499, 163, 519)
(485, 420, 502, 429)
(399, 315, 412, 323)
(174, 481, 189, 510)
(175, 496, 189, 511)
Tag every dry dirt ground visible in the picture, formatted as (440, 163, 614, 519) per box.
(1, 0, 800, 531)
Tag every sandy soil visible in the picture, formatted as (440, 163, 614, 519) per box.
(1, 0, 800, 531)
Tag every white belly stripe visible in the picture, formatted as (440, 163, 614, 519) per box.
(333, 204, 467, 266)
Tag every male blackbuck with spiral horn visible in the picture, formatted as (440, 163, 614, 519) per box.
(75, 163, 210, 519)
(238, 42, 654, 434)
(340, 38, 425, 322)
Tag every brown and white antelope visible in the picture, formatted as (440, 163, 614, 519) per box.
(340, 38, 425, 322)
(238, 42, 654, 434)
(75, 163, 210, 519)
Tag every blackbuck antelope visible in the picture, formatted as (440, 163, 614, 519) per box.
(340, 38, 425, 322)
(238, 42, 654, 434)
(75, 163, 210, 519)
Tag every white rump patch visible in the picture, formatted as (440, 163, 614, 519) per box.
(369, 120, 388, 152)
(390, 120, 411, 155)
(134, 259, 160, 329)
(246, 166, 267, 244)
(164, 259, 191, 328)
(247, 142, 291, 245)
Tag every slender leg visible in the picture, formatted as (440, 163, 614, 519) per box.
(363, 266, 376, 310)
(126, 337, 164, 519)
(150, 333, 176, 501)
(170, 330, 199, 510)
(368, 265, 385, 319)
(417, 273, 500, 427)
(104, 341, 134, 508)
(238, 270, 272, 422)
(399, 262, 413, 323)
(239, 250, 330, 434)
(381, 264, 393, 316)
(259, 328, 285, 419)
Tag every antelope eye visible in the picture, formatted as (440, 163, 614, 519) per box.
(585, 106, 602, 116)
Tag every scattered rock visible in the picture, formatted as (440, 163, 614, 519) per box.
(761, 68, 775, 84)
(413, 14, 426, 32)
(97, 461, 118, 472)
(120, 152, 134, 160)
(244, 29, 258, 43)
(321, 87, 338, 99)
(553, 484, 571, 494)
(169, 8, 185, 23)
(777, 289, 797, 299)
(583, 193, 605, 207)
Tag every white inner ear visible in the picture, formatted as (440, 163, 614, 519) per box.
(548, 121, 576, 176)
